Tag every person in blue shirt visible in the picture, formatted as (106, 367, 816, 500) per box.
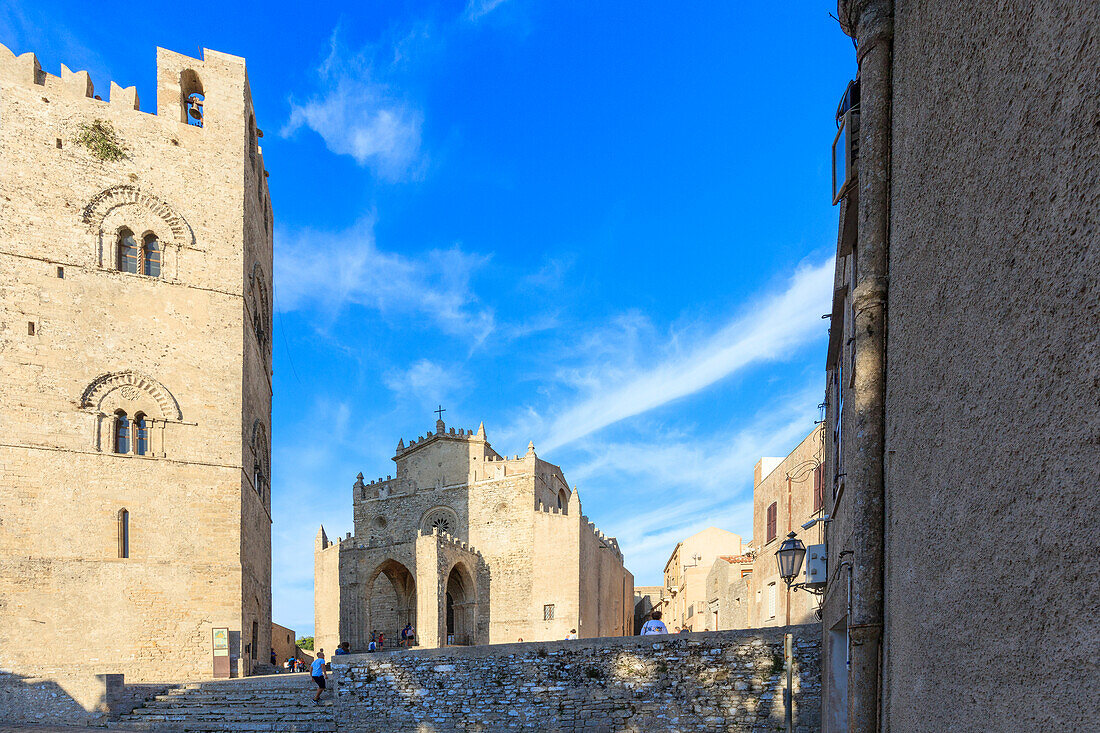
(310, 651, 326, 702)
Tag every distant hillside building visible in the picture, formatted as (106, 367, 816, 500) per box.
(315, 419, 633, 651)
(661, 527, 745, 632)
(632, 586, 666, 634)
(704, 554, 754, 631)
(0, 44, 272, 681)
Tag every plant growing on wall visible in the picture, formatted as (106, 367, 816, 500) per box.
(74, 119, 128, 161)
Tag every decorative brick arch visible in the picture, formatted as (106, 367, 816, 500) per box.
(81, 370, 182, 421)
(82, 185, 194, 246)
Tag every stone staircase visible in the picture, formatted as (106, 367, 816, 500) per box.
(108, 673, 336, 732)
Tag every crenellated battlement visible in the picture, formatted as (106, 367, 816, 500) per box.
(396, 423, 486, 457)
(583, 516, 623, 560)
(0, 42, 263, 143)
(432, 527, 482, 557)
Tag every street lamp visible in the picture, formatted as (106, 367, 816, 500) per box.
(776, 532, 807, 587)
(775, 531, 807, 733)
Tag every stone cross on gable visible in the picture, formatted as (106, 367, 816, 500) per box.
(435, 405, 446, 420)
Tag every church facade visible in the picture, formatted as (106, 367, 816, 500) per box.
(315, 419, 633, 651)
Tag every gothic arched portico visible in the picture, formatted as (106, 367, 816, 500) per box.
(444, 562, 478, 646)
(363, 559, 416, 650)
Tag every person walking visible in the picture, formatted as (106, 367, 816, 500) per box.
(270, 647, 277, 667)
(310, 651, 327, 703)
(401, 623, 414, 648)
(377, 632, 384, 651)
(639, 610, 669, 635)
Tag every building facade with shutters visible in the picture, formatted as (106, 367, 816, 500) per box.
(0, 44, 273, 681)
(699, 426, 825, 633)
(745, 426, 825, 629)
(314, 419, 633, 652)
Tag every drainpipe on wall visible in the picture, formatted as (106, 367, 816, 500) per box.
(838, 1, 893, 732)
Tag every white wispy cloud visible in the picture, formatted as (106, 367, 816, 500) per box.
(282, 28, 425, 180)
(384, 359, 466, 406)
(465, 0, 512, 21)
(538, 258, 834, 451)
(568, 379, 823, 584)
(274, 219, 495, 342)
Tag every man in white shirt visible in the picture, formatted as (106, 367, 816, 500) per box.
(639, 610, 669, 635)
(565, 629, 578, 640)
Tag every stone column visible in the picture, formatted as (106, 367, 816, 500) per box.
(415, 535, 442, 648)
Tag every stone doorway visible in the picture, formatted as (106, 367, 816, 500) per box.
(444, 564, 476, 645)
(366, 560, 416, 650)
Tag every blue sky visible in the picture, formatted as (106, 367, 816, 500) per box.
(3, 1, 854, 634)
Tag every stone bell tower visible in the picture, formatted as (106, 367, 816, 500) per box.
(0, 43, 272, 682)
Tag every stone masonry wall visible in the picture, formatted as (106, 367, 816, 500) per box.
(332, 626, 820, 732)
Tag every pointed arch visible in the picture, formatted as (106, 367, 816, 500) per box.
(251, 419, 270, 502)
(81, 370, 182, 421)
(249, 263, 270, 354)
(82, 185, 194, 247)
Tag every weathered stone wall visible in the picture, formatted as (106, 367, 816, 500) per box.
(331, 626, 821, 732)
(822, 2, 1100, 731)
(0, 672, 122, 726)
(880, 1, 1100, 731)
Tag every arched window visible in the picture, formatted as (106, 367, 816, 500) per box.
(252, 421, 270, 503)
(117, 229, 138, 273)
(114, 410, 130, 454)
(118, 508, 129, 558)
(558, 489, 568, 514)
(134, 413, 148, 456)
(251, 268, 269, 353)
(142, 235, 161, 278)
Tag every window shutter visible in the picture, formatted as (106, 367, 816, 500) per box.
(813, 464, 824, 511)
(767, 502, 777, 543)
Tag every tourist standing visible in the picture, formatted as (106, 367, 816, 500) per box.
(334, 642, 349, 656)
(377, 632, 384, 651)
(310, 652, 327, 702)
(639, 610, 669, 635)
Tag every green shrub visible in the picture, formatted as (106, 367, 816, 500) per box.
(74, 119, 128, 161)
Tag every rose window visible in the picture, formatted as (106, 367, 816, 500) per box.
(422, 509, 458, 536)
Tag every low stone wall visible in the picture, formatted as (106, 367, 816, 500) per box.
(0, 671, 123, 726)
(332, 625, 820, 732)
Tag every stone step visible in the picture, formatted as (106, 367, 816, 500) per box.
(126, 704, 332, 713)
(124, 697, 335, 711)
(150, 693, 330, 703)
(111, 717, 336, 726)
